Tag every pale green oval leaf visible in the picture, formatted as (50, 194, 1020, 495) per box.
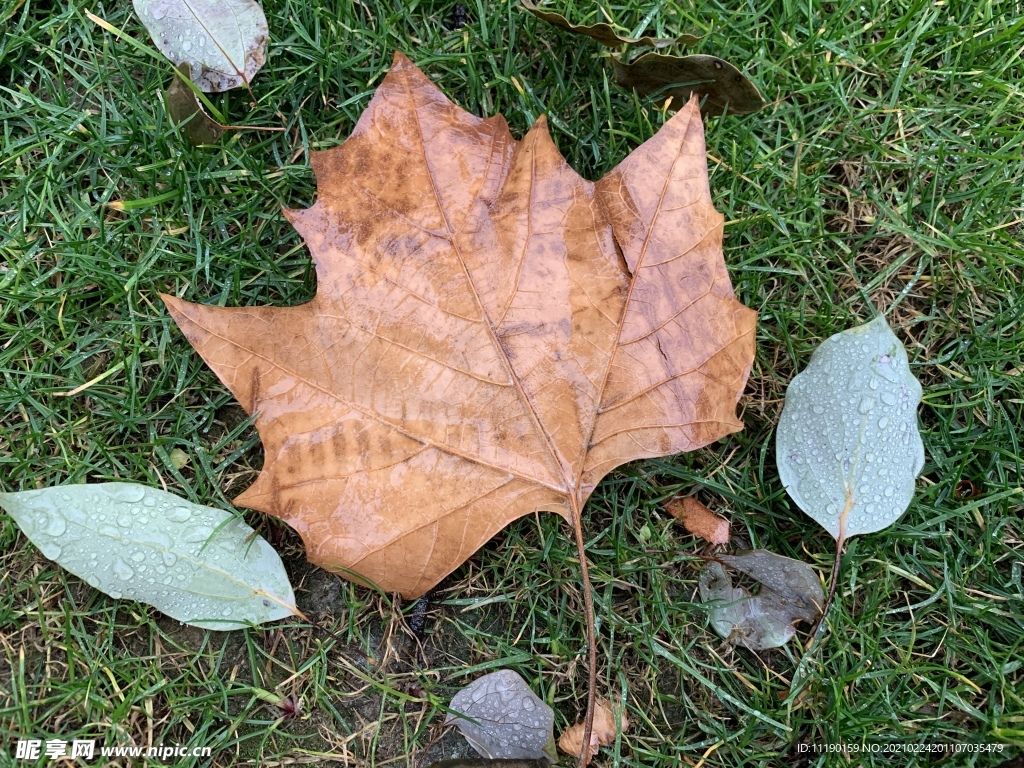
(445, 670, 555, 762)
(0, 483, 297, 630)
(699, 549, 823, 650)
(134, 0, 268, 92)
(776, 316, 925, 541)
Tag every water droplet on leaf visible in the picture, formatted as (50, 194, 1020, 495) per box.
(113, 559, 135, 580)
(167, 506, 192, 523)
(40, 542, 62, 559)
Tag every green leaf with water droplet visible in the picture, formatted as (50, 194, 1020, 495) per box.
(776, 316, 925, 542)
(0, 483, 298, 630)
(133, 0, 268, 92)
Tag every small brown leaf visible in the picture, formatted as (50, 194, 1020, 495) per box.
(164, 63, 224, 145)
(665, 496, 729, 545)
(520, 0, 699, 48)
(591, 697, 629, 742)
(613, 52, 765, 116)
(955, 479, 981, 499)
(557, 726, 598, 766)
(558, 698, 628, 765)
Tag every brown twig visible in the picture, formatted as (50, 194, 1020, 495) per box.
(568, 494, 597, 768)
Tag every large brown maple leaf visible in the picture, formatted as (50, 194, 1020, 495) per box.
(163, 52, 756, 601)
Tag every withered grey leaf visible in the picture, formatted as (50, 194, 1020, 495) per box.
(717, 550, 823, 624)
(699, 549, 823, 650)
(446, 670, 555, 762)
(613, 52, 765, 116)
(427, 761, 550, 768)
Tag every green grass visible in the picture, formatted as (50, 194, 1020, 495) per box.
(2, 0, 1023, 765)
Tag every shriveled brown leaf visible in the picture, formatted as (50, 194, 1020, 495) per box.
(613, 52, 765, 116)
(591, 697, 629, 742)
(558, 698, 629, 765)
(164, 63, 224, 145)
(665, 496, 729, 544)
(520, 0, 699, 48)
(162, 52, 756, 599)
(557, 726, 599, 766)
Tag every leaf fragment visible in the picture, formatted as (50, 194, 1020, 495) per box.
(557, 698, 629, 765)
(164, 63, 224, 145)
(446, 670, 556, 763)
(133, 0, 268, 92)
(0, 483, 298, 630)
(776, 315, 925, 542)
(520, 0, 698, 48)
(613, 52, 765, 116)
(168, 446, 191, 469)
(698, 549, 823, 650)
(664, 496, 729, 544)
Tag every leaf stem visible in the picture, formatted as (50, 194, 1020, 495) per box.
(813, 532, 845, 637)
(813, 493, 854, 635)
(569, 493, 597, 768)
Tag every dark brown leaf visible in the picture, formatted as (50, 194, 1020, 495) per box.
(164, 63, 224, 145)
(520, 0, 699, 48)
(613, 52, 765, 116)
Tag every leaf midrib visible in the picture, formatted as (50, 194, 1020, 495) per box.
(401, 64, 572, 495)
